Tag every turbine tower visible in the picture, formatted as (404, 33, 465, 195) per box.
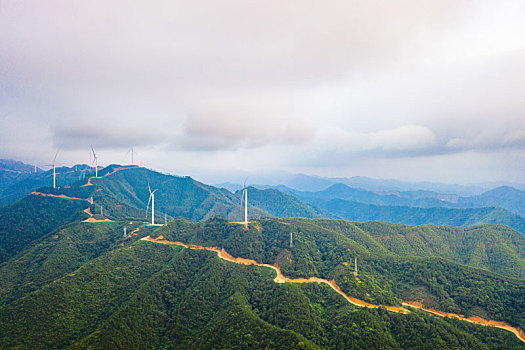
(128, 147, 134, 165)
(354, 257, 358, 275)
(240, 179, 248, 228)
(46, 150, 59, 189)
(146, 183, 159, 225)
(91, 145, 98, 177)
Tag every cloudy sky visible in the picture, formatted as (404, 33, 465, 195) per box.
(1, 0, 525, 184)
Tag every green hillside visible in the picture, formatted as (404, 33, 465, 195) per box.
(353, 221, 525, 278)
(94, 166, 244, 221)
(0, 231, 522, 349)
(241, 187, 329, 219)
(0, 194, 88, 263)
(157, 218, 525, 330)
(0, 220, 150, 306)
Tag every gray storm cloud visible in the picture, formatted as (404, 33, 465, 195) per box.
(1, 0, 525, 182)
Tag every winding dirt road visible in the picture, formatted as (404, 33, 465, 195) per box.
(140, 235, 524, 343)
(32, 192, 112, 222)
(403, 301, 525, 343)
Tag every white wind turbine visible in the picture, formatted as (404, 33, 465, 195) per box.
(91, 145, 99, 177)
(45, 150, 59, 189)
(240, 179, 248, 228)
(127, 147, 134, 165)
(146, 182, 159, 225)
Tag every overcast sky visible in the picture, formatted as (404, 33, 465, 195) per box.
(1, 1, 525, 184)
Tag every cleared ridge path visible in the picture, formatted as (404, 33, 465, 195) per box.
(140, 235, 525, 343)
(82, 165, 139, 187)
(32, 192, 112, 222)
(31, 192, 90, 202)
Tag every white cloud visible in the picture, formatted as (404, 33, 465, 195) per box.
(368, 125, 436, 151)
(314, 125, 436, 154)
(1, 0, 525, 183)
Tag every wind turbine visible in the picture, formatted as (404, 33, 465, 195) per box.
(146, 182, 159, 225)
(240, 179, 248, 228)
(127, 147, 134, 165)
(45, 150, 59, 189)
(91, 145, 98, 177)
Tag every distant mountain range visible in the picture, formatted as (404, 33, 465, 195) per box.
(286, 183, 525, 219)
(214, 170, 525, 196)
(2, 159, 525, 235)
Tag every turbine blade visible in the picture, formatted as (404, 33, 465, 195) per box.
(148, 182, 152, 194)
(146, 193, 152, 218)
(90, 145, 96, 158)
(53, 150, 59, 164)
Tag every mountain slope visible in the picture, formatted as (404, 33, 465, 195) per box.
(352, 221, 525, 278)
(0, 220, 150, 306)
(161, 218, 525, 334)
(1, 228, 522, 349)
(240, 187, 330, 219)
(0, 194, 89, 263)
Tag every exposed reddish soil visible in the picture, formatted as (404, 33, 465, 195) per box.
(82, 178, 93, 187)
(83, 217, 112, 223)
(403, 301, 525, 343)
(104, 165, 139, 176)
(32, 192, 90, 202)
(82, 165, 139, 187)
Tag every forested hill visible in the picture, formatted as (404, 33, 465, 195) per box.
(0, 194, 88, 263)
(0, 216, 524, 349)
(236, 187, 330, 219)
(156, 218, 525, 327)
(92, 167, 268, 221)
